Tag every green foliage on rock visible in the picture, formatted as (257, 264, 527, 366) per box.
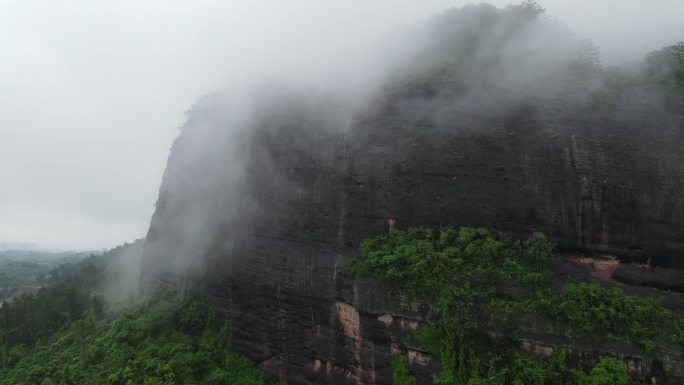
(392, 355, 417, 385)
(576, 357, 630, 385)
(351, 227, 553, 299)
(351, 227, 683, 384)
(527, 282, 684, 348)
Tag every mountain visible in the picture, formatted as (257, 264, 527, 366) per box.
(141, 4, 684, 384)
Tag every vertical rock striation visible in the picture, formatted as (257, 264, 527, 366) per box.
(141, 6, 684, 383)
(140, 84, 684, 384)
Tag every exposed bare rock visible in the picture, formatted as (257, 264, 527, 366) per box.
(140, 11, 684, 381)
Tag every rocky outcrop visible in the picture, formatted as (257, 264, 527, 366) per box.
(141, 7, 684, 381)
(202, 245, 684, 384)
(140, 82, 684, 384)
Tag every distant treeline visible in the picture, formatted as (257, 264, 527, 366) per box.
(0, 247, 114, 350)
(0, 250, 91, 300)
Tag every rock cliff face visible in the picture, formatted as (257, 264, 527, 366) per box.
(141, 83, 684, 384)
(141, 5, 684, 383)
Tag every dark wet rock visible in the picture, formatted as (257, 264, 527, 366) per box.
(141, 79, 684, 384)
(613, 264, 684, 292)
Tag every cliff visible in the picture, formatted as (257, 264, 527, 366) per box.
(141, 4, 684, 384)
(141, 86, 684, 384)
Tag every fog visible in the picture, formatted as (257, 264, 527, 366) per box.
(1, 0, 683, 250)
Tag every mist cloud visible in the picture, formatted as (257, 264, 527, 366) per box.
(1, 0, 683, 249)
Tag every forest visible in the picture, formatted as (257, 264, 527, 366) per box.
(0, 250, 90, 300)
(0, 243, 270, 385)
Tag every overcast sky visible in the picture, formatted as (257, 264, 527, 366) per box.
(1, 0, 683, 250)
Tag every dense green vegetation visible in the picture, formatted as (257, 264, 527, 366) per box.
(0, 243, 134, 351)
(0, 297, 271, 385)
(350, 227, 680, 384)
(527, 283, 684, 349)
(0, 242, 271, 385)
(0, 256, 104, 349)
(576, 358, 630, 385)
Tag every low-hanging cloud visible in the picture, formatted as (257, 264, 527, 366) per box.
(134, 2, 684, 295)
(1, 0, 683, 249)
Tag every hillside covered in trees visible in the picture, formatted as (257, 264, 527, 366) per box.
(0, 242, 271, 384)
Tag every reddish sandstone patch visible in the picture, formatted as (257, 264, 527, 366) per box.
(574, 255, 620, 281)
(399, 319, 419, 331)
(335, 302, 361, 339)
(378, 314, 394, 327)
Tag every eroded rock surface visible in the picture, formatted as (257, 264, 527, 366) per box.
(141, 28, 684, 382)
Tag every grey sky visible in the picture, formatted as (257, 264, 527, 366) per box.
(1, 0, 682, 250)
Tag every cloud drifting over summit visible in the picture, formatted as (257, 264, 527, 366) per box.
(0, 0, 682, 249)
